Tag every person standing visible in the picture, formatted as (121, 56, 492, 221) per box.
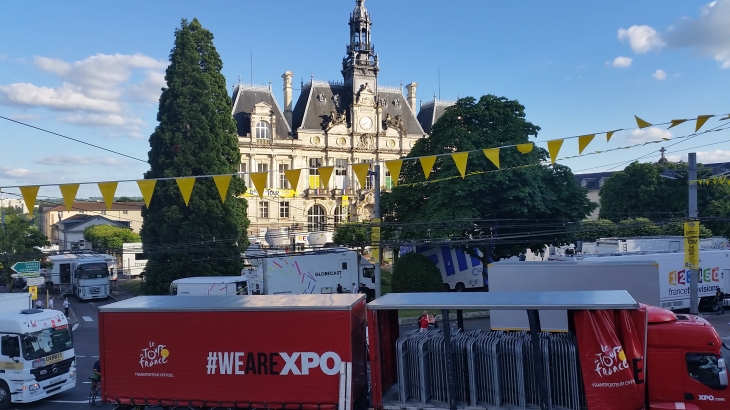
(63, 297, 70, 317)
(34, 299, 43, 309)
(418, 311, 430, 333)
(351, 283, 358, 294)
(47, 297, 54, 310)
(336, 284, 343, 294)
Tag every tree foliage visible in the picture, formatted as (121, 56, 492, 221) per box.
(0, 207, 50, 286)
(141, 18, 249, 294)
(575, 219, 617, 242)
(333, 223, 371, 253)
(659, 221, 713, 238)
(381, 95, 596, 261)
(391, 252, 444, 293)
(84, 225, 141, 251)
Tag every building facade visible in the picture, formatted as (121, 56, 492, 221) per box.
(38, 202, 144, 248)
(234, 0, 453, 241)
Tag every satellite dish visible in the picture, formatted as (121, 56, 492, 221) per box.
(307, 232, 332, 248)
(264, 228, 288, 248)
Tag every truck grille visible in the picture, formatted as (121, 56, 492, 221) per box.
(90, 287, 100, 294)
(31, 357, 74, 382)
(661, 300, 684, 309)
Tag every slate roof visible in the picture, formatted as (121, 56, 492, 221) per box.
(231, 84, 292, 139)
(55, 215, 131, 232)
(378, 88, 425, 136)
(417, 99, 456, 134)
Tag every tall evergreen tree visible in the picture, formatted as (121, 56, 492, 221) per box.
(141, 18, 249, 294)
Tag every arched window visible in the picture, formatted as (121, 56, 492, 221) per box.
(255, 121, 270, 139)
(307, 205, 327, 232)
(334, 206, 342, 227)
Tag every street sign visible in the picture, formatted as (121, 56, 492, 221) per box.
(371, 218, 381, 262)
(684, 221, 700, 270)
(11, 261, 40, 273)
(28, 286, 38, 301)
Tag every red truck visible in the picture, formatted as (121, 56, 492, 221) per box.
(99, 291, 729, 410)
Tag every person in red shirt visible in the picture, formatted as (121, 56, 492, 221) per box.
(418, 311, 435, 333)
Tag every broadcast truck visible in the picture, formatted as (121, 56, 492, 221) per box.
(0, 293, 76, 408)
(47, 253, 114, 301)
(97, 291, 730, 409)
(170, 276, 248, 296)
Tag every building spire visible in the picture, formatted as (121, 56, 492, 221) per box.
(657, 147, 669, 165)
(342, 0, 379, 79)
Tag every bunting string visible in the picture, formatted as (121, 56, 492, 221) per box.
(2, 112, 727, 214)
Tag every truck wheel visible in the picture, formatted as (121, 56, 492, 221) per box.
(443, 283, 451, 292)
(455, 283, 466, 292)
(0, 381, 10, 409)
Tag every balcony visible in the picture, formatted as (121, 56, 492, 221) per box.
(332, 188, 356, 197)
(304, 188, 330, 198)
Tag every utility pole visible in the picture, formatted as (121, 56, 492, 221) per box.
(688, 153, 699, 315)
(371, 165, 382, 298)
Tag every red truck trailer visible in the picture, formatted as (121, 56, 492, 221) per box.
(366, 291, 730, 410)
(98, 294, 368, 410)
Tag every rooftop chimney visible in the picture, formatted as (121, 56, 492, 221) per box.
(282, 71, 293, 127)
(406, 82, 418, 114)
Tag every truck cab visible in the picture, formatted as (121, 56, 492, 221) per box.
(0, 308, 76, 406)
(73, 261, 110, 302)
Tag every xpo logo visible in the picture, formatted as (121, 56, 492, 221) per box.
(206, 351, 342, 376)
(281, 352, 341, 376)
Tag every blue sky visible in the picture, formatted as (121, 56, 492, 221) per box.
(0, 0, 729, 199)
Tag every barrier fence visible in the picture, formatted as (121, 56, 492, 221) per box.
(394, 329, 586, 409)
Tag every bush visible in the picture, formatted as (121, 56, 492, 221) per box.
(391, 253, 443, 293)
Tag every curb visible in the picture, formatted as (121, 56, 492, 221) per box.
(398, 311, 490, 325)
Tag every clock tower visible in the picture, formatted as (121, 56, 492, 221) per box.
(341, 0, 380, 134)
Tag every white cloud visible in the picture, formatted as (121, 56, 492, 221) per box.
(0, 166, 35, 179)
(665, 0, 730, 68)
(127, 70, 166, 103)
(667, 150, 730, 163)
(611, 56, 633, 67)
(625, 127, 673, 144)
(8, 112, 41, 121)
(58, 113, 145, 128)
(653, 69, 667, 80)
(618, 25, 665, 54)
(0, 82, 120, 112)
(36, 155, 125, 166)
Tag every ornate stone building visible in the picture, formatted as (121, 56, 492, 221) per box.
(232, 0, 451, 242)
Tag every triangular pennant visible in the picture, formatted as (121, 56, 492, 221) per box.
(695, 115, 713, 132)
(284, 169, 302, 192)
(59, 184, 80, 211)
(606, 131, 616, 142)
(213, 175, 232, 203)
(175, 177, 196, 206)
(577, 134, 595, 155)
(667, 119, 687, 129)
(635, 115, 652, 129)
(385, 160, 403, 187)
(451, 152, 469, 178)
(419, 156, 437, 179)
(318, 166, 335, 190)
(482, 148, 500, 169)
(516, 143, 533, 154)
(351, 163, 370, 189)
(136, 180, 157, 207)
(19, 186, 40, 217)
(250, 172, 268, 199)
(547, 139, 564, 164)
(97, 182, 118, 210)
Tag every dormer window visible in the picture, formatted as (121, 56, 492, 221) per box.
(255, 121, 271, 139)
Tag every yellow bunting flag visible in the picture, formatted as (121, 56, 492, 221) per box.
(668, 119, 687, 129)
(97, 182, 118, 210)
(59, 184, 80, 211)
(284, 169, 302, 192)
(516, 143, 533, 154)
(695, 115, 713, 132)
(175, 177, 196, 206)
(19, 186, 40, 217)
(634, 115, 652, 129)
(547, 139, 564, 164)
(318, 166, 335, 190)
(577, 134, 595, 155)
(606, 131, 616, 142)
(212, 175, 232, 203)
(482, 148, 500, 169)
(351, 163, 370, 189)
(250, 172, 268, 199)
(385, 160, 403, 187)
(136, 180, 156, 207)
(419, 156, 437, 179)
(451, 152, 469, 178)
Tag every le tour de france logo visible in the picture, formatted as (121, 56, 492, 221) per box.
(595, 344, 629, 377)
(140, 341, 170, 368)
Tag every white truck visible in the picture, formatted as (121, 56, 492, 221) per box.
(548, 249, 730, 311)
(121, 242, 147, 278)
(243, 248, 375, 296)
(170, 276, 248, 296)
(0, 293, 76, 407)
(399, 245, 485, 291)
(47, 253, 113, 302)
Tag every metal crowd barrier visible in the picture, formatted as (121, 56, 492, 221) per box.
(394, 329, 585, 409)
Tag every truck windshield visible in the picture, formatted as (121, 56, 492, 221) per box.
(22, 326, 73, 361)
(236, 281, 248, 295)
(77, 263, 109, 279)
(687, 353, 724, 390)
(362, 267, 374, 278)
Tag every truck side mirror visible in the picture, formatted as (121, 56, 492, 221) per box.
(1, 336, 20, 359)
(719, 358, 728, 386)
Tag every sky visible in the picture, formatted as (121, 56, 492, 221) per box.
(0, 0, 729, 200)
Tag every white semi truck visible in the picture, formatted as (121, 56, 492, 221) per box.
(0, 293, 76, 407)
(47, 253, 114, 302)
(170, 276, 248, 296)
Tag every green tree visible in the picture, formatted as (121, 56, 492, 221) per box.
(659, 221, 713, 238)
(84, 225, 141, 251)
(576, 219, 617, 241)
(381, 95, 596, 261)
(391, 252, 444, 293)
(615, 217, 661, 237)
(0, 207, 50, 287)
(140, 18, 249, 294)
(333, 222, 371, 253)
